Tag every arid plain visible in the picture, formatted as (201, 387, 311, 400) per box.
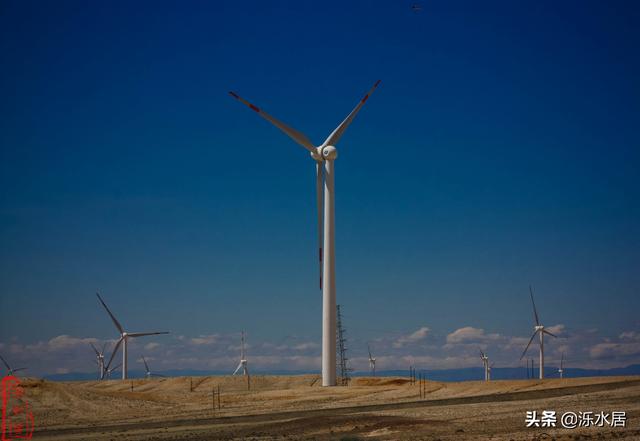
(17, 375, 640, 440)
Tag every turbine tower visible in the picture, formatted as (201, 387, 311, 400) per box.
(97, 292, 169, 380)
(520, 285, 557, 379)
(488, 362, 495, 381)
(233, 331, 249, 376)
(368, 344, 376, 376)
(90, 342, 107, 380)
(229, 81, 381, 386)
(0, 354, 26, 377)
(480, 350, 489, 381)
(558, 353, 565, 379)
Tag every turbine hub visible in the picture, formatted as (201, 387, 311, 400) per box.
(535, 325, 544, 331)
(322, 145, 338, 160)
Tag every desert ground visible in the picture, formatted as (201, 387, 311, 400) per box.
(18, 374, 640, 440)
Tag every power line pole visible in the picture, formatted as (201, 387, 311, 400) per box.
(336, 304, 352, 386)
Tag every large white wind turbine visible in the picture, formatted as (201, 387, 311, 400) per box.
(368, 344, 376, 376)
(233, 331, 249, 376)
(229, 81, 381, 386)
(0, 354, 26, 376)
(520, 286, 557, 379)
(97, 292, 169, 380)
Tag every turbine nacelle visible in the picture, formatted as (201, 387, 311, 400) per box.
(322, 145, 338, 160)
(534, 325, 544, 332)
(310, 145, 338, 162)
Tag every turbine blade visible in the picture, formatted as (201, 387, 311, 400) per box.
(105, 337, 124, 371)
(228, 91, 315, 152)
(142, 356, 150, 372)
(368, 344, 372, 359)
(233, 362, 243, 375)
(0, 354, 12, 370)
(128, 331, 169, 337)
(13, 367, 27, 373)
(322, 80, 381, 147)
(96, 292, 125, 334)
(520, 331, 538, 360)
(90, 342, 100, 356)
(543, 329, 557, 338)
(101, 343, 107, 355)
(316, 162, 324, 290)
(561, 353, 564, 369)
(529, 285, 540, 326)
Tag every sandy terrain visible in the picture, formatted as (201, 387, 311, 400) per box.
(15, 375, 640, 440)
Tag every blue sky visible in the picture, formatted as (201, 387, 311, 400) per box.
(1, 0, 639, 376)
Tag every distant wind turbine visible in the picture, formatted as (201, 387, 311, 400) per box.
(0, 354, 26, 376)
(520, 285, 557, 379)
(141, 356, 165, 379)
(233, 331, 249, 376)
(90, 342, 107, 380)
(480, 350, 489, 381)
(368, 344, 376, 376)
(229, 81, 381, 386)
(97, 292, 169, 380)
(558, 353, 565, 379)
(105, 363, 121, 379)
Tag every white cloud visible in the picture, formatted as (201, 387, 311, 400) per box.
(446, 327, 501, 344)
(393, 327, 430, 348)
(589, 342, 640, 359)
(619, 331, 639, 340)
(189, 335, 218, 346)
(291, 342, 318, 351)
(47, 335, 98, 351)
(144, 342, 160, 351)
(546, 324, 565, 335)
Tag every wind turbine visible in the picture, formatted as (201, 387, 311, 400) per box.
(368, 344, 376, 376)
(105, 363, 121, 379)
(229, 80, 381, 386)
(520, 285, 557, 379)
(480, 350, 489, 381)
(233, 331, 249, 376)
(488, 362, 495, 381)
(141, 356, 165, 379)
(90, 342, 107, 380)
(558, 353, 565, 379)
(0, 354, 26, 376)
(96, 292, 169, 380)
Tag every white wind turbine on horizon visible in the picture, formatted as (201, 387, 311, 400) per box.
(90, 342, 107, 380)
(233, 331, 249, 377)
(229, 81, 381, 386)
(97, 292, 169, 380)
(520, 285, 557, 379)
(368, 344, 376, 376)
(480, 350, 489, 381)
